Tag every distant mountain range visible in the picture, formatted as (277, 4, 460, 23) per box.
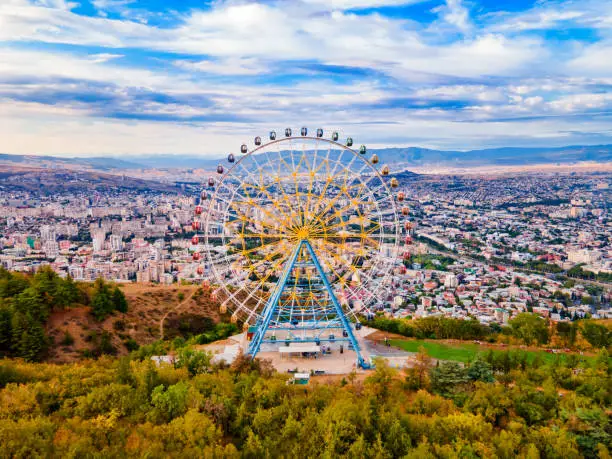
(1, 144, 611, 171)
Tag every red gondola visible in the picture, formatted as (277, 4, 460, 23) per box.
(402, 206, 409, 216)
(192, 221, 201, 231)
(397, 192, 405, 202)
(405, 236, 412, 244)
(191, 236, 199, 245)
(404, 222, 413, 231)
(192, 252, 201, 261)
(195, 205, 203, 215)
(197, 266, 204, 275)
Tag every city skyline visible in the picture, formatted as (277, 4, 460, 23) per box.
(1, 0, 612, 156)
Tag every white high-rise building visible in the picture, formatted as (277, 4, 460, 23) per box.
(568, 249, 601, 265)
(444, 273, 458, 288)
(40, 225, 56, 242)
(92, 229, 106, 252)
(110, 234, 123, 251)
(43, 240, 59, 258)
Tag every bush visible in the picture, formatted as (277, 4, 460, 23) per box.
(124, 338, 139, 352)
(60, 331, 74, 347)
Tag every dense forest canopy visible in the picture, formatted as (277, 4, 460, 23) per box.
(0, 347, 610, 458)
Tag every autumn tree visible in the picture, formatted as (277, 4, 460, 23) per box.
(406, 345, 433, 390)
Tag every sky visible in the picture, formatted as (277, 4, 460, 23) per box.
(0, 0, 612, 157)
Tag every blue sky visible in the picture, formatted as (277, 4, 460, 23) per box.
(0, 0, 611, 156)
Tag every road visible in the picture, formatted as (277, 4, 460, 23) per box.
(423, 245, 612, 290)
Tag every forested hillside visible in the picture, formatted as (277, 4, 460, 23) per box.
(0, 267, 128, 362)
(0, 346, 610, 458)
(0, 268, 227, 363)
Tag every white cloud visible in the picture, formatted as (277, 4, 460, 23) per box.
(0, 1, 545, 79)
(0, 0, 610, 154)
(433, 0, 471, 32)
(567, 43, 612, 77)
(174, 58, 268, 76)
(300, 0, 423, 10)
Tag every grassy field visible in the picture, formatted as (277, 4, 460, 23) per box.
(389, 339, 595, 364)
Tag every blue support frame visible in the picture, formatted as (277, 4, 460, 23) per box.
(247, 239, 368, 368)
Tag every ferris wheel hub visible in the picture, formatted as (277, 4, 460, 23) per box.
(296, 227, 310, 240)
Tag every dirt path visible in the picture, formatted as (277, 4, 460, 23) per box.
(159, 288, 198, 340)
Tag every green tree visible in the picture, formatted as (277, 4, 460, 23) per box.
(556, 321, 578, 347)
(111, 286, 128, 313)
(11, 313, 47, 361)
(55, 275, 79, 307)
(0, 269, 29, 299)
(91, 279, 113, 321)
(150, 382, 190, 423)
(175, 349, 212, 376)
(508, 313, 549, 345)
(13, 287, 49, 322)
(581, 295, 594, 305)
(581, 321, 610, 349)
(32, 266, 59, 308)
(0, 306, 12, 353)
(430, 361, 469, 397)
(467, 358, 494, 383)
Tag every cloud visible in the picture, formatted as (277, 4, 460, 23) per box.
(433, 0, 471, 32)
(567, 43, 612, 76)
(0, 0, 611, 154)
(300, 0, 425, 10)
(174, 57, 269, 76)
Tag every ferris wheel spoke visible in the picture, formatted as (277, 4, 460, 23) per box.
(322, 215, 381, 234)
(310, 242, 352, 286)
(246, 154, 299, 224)
(231, 159, 299, 228)
(237, 182, 296, 230)
(308, 147, 353, 218)
(293, 148, 311, 224)
(229, 237, 287, 258)
(243, 244, 292, 272)
(269, 147, 304, 227)
(223, 253, 289, 307)
(258, 154, 299, 224)
(309, 163, 356, 220)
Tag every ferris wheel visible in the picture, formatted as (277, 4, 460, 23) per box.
(194, 127, 407, 366)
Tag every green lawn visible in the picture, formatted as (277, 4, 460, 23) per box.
(389, 339, 594, 364)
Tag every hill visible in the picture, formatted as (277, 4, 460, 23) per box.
(0, 338, 609, 457)
(45, 284, 227, 363)
(1, 143, 611, 171)
(0, 166, 180, 194)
